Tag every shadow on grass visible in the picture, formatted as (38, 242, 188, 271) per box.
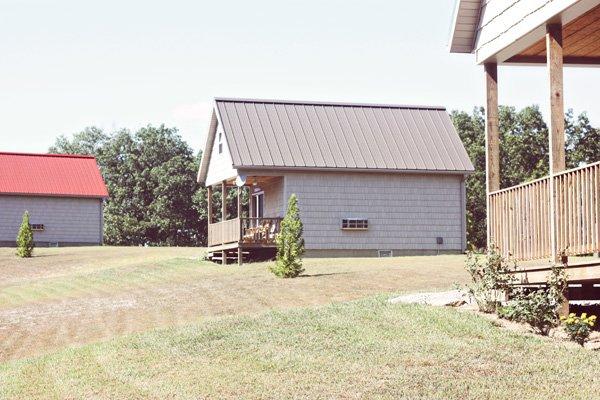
(299, 272, 351, 278)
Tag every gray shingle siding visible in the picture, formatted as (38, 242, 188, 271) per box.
(274, 171, 465, 253)
(261, 177, 284, 217)
(0, 195, 103, 246)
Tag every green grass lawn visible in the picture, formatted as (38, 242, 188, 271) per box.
(0, 247, 468, 362)
(2, 296, 599, 400)
(2, 247, 598, 399)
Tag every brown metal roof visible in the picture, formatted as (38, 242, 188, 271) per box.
(202, 98, 473, 180)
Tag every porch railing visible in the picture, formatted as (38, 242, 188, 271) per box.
(207, 217, 283, 247)
(208, 218, 241, 247)
(489, 161, 600, 261)
(240, 217, 282, 245)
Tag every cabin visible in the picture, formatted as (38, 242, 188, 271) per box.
(197, 98, 474, 264)
(449, 0, 600, 305)
(0, 152, 108, 247)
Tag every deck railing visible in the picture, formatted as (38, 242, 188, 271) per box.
(207, 217, 283, 247)
(489, 161, 600, 261)
(208, 218, 241, 247)
(240, 217, 282, 245)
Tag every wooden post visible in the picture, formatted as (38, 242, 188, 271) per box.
(547, 23, 566, 263)
(547, 23, 566, 174)
(485, 63, 500, 249)
(548, 23, 569, 314)
(221, 181, 227, 222)
(207, 186, 213, 224)
(237, 186, 243, 266)
(221, 181, 227, 265)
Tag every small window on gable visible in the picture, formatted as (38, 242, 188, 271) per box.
(218, 132, 223, 154)
(341, 218, 368, 230)
(30, 224, 44, 231)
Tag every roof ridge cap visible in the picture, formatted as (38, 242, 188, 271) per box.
(214, 97, 446, 111)
(0, 151, 96, 159)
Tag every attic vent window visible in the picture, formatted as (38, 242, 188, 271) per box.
(30, 224, 44, 231)
(218, 132, 223, 154)
(341, 218, 368, 230)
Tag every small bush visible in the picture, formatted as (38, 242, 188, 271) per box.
(561, 313, 596, 346)
(509, 265, 568, 336)
(464, 247, 516, 313)
(270, 194, 304, 278)
(497, 305, 519, 321)
(16, 211, 34, 258)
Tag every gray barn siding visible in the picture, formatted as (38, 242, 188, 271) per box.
(0, 195, 103, 246)
(279, 171, 465, 255)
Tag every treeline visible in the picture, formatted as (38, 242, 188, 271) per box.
(52, 106, 600, 247)
(452, 106, 600, 249)
(50, 126, 229, 246)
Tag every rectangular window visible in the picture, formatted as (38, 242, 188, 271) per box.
(30, 224, 44, 231)
(218, 143, 223, 154)
(341, 218, 368, 230)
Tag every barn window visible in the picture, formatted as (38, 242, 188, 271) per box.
(341, 218, 368, 230)
(30, 224, 44, 231)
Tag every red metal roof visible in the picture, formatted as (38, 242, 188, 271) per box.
(0, 152, 108, 198)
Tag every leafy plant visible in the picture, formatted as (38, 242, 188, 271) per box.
(16, 211, 34, 258)
(464, 247, 516, 313)
(509, 264, 568, 336)
(497, 305, 519, 321)
(270, 194, 305, 278)
(561, 313, 596, 346)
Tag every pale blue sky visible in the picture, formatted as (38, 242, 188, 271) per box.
(2, 0, 599, 154)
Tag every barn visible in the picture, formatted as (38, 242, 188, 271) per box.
(0, 152, 108, 247)
(197, 98, 474, 264)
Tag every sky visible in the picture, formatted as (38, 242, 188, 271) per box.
(2, 0, 600, 154)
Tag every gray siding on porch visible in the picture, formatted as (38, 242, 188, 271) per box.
(0, 195, 103, 245)
(262, 177, 285, 217)
(280, 171, 466, 252)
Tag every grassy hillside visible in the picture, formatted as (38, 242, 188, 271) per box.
(0, 247, 467, 361)
(2, 296, 598, 400)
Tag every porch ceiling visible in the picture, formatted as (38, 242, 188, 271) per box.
(244, 175, 281, 187)
(217, 175, 282, 188)
(508, 3, 600, 65)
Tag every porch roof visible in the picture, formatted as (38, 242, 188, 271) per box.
(199, 98, 473, 183)
(449, 0, 600, 65)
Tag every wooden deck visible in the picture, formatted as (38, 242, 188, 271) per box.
(207, 217, 282, 264)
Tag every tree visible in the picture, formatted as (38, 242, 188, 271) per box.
(16, 211, 34, 258)
(51, 125, 208, 246)
(566, 110, 600, 168)
(270, 194, 305, 278)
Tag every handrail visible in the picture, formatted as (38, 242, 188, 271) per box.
(489, 160, 600, 196)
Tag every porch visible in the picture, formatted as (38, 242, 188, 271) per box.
(206, 176, 284, 264)
(480, 6, 600, 298)
(489, 160, 600, 287)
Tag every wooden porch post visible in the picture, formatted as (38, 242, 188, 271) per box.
(547, 23, 566, 263)
(547, 23, 568, 316)
(221, 181, 227, 265)
(237, 186, 242, 266)
(485, 62, 500, 249)
(207, 186, 213, 224)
